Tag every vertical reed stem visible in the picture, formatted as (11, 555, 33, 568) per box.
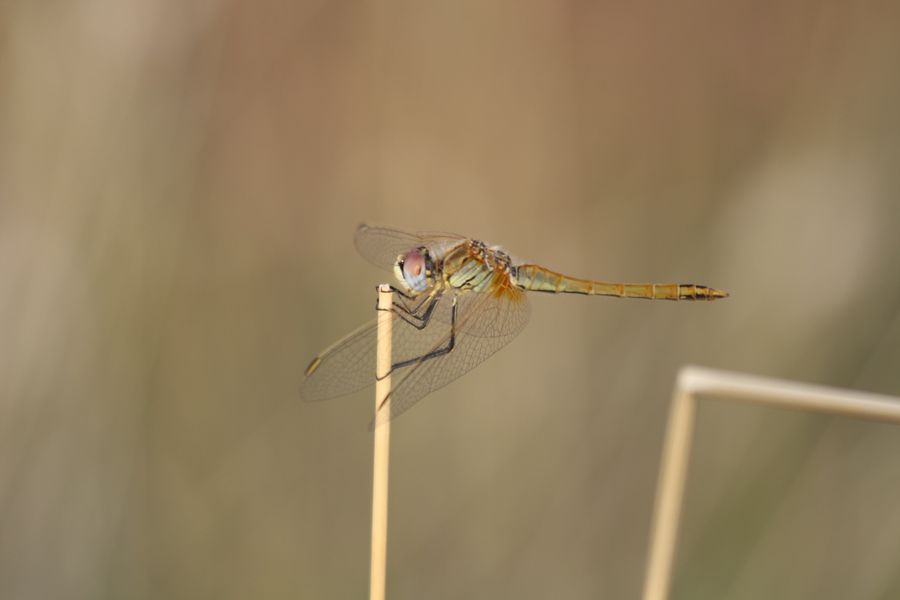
(642, 389, 696, 600)
(370, 284, 393, 600)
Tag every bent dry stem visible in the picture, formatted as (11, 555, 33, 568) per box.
(642, 366, 900, 600)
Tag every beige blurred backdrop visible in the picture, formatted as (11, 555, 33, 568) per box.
(3, 2, 900, 599)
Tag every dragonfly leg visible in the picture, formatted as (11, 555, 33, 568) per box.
(393, 294, 428, 316)
(387, 285, 418, 301)
(387, 296, 457, 372)
(383, 288, 445, 332)
(376, 285, 435, 318)
(392, 286, 441, 318)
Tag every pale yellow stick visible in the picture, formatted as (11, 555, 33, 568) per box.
(642, 388, 696, 600)
(642, 366, 900, 600)
(370, 284, 393, 600)
(679, 366, 900, 423)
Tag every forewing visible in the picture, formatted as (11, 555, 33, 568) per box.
(300, 292, 463, 403)
(354, 224, 467, 272)
(300, 319, 379, 402)
(371, 288, 530, 428)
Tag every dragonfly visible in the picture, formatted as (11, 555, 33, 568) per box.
(301, 224, 728, 427)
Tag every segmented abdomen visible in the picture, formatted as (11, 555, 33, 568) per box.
(513, 264, 728, 301)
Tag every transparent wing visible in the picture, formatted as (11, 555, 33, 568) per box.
(300, 286, 530, 428)
(433, 289, 526, 338)
(371, 288, 530, 428)
(301, 289, 472, 403)
(300, 319, 379, 402)
(354, 224, 467, 272)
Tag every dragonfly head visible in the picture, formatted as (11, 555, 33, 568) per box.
(394, 247, 434, 293)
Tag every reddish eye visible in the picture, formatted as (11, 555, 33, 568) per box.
(398, 248, 429, 292)
(403, 250, 425, 277)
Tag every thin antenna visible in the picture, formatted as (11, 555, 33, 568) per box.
(370, 284, 393, 600)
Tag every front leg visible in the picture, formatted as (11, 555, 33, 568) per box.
(386, 295, 458, 373)
(376, 285, 435, 317)
(394, 288, 436, 318)
(393, 289, 444, 330)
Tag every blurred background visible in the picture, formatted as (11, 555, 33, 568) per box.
(2, 1, 900, 598)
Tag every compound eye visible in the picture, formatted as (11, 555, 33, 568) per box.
(403, 250, 424, 278)
(399, 248, 429, 292)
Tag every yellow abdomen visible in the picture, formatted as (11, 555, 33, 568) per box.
(513, 264, 728, 301)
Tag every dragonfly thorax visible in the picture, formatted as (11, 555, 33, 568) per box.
(437, 239, 517, 294)
(394, 247, 435, 293)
